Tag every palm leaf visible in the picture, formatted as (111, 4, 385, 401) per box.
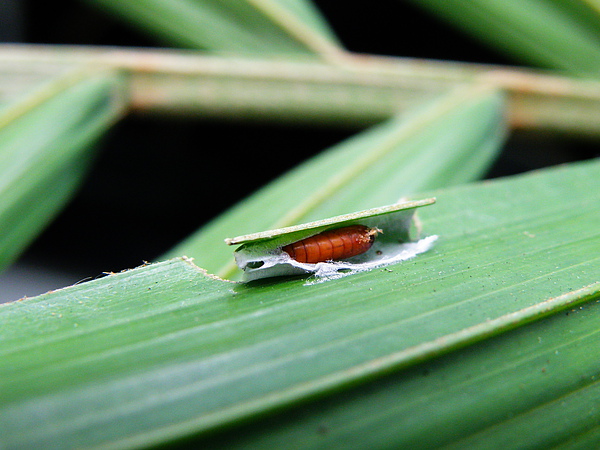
(1, 158, 598, 448)
(166, 84, 507, 278)
(0, 69, 127, 271)
(2, 1, 600, 446)
(408, 0, 600, 76)
(199, 279, 600, 449)
(82, 0, 343, 57)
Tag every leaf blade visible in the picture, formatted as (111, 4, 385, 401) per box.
(82, 0, 343, 58)
(408, 0, 600, 76)
(197, 285, 600, 449)
(0, 69, 128, 271)
(166, 85, 507, 278)
(1, 159, 599, 448)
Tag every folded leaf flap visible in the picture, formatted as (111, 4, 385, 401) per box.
(225, 198, 436, 246)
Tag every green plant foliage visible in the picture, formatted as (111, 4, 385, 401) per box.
(166, 86, 507, 279)
(1, 158, 598, 449)
(82, 0, 342, 57)
(2, 1, 600, 447)
(408, 0, 600, 76)
(0, 70, 127, 272)
(200, 286, 600, 449)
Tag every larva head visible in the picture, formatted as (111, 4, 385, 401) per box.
(367, 226, 382, 240)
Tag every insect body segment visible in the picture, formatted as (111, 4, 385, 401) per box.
(282, 225, 380, 264)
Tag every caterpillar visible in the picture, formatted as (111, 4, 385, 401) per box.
(282, 225, 379, 264)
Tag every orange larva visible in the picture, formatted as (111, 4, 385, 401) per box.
(282, 225, 379, 264)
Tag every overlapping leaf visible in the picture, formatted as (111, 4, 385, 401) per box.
(0, 70, 127, 271)
(200, 281, 600, 449)
(82, 0, 342, 57)
(2, 1, 600, 448)
(408, 0, 600, 76)
(166, 85, 507, 278)
(1, 158, 598, 448)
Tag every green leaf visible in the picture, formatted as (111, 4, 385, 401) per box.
(82, 0, 343, 57)
(8, 46, 600, 134)
(166, 85, 507, 278)
(0, 69, 127, 271)
(408, 0, 600, 76)
(1, 158, 598, 449)
(199, 286, 600, 449)
(229, 199, 435, 281)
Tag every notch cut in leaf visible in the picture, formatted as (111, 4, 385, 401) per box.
(227, 198, 436, 281)
(165, 85, 506, 279)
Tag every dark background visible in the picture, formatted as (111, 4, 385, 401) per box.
(1, 0, 597, 286)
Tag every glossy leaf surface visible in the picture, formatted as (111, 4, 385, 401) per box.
(1, 158, 598, 448)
